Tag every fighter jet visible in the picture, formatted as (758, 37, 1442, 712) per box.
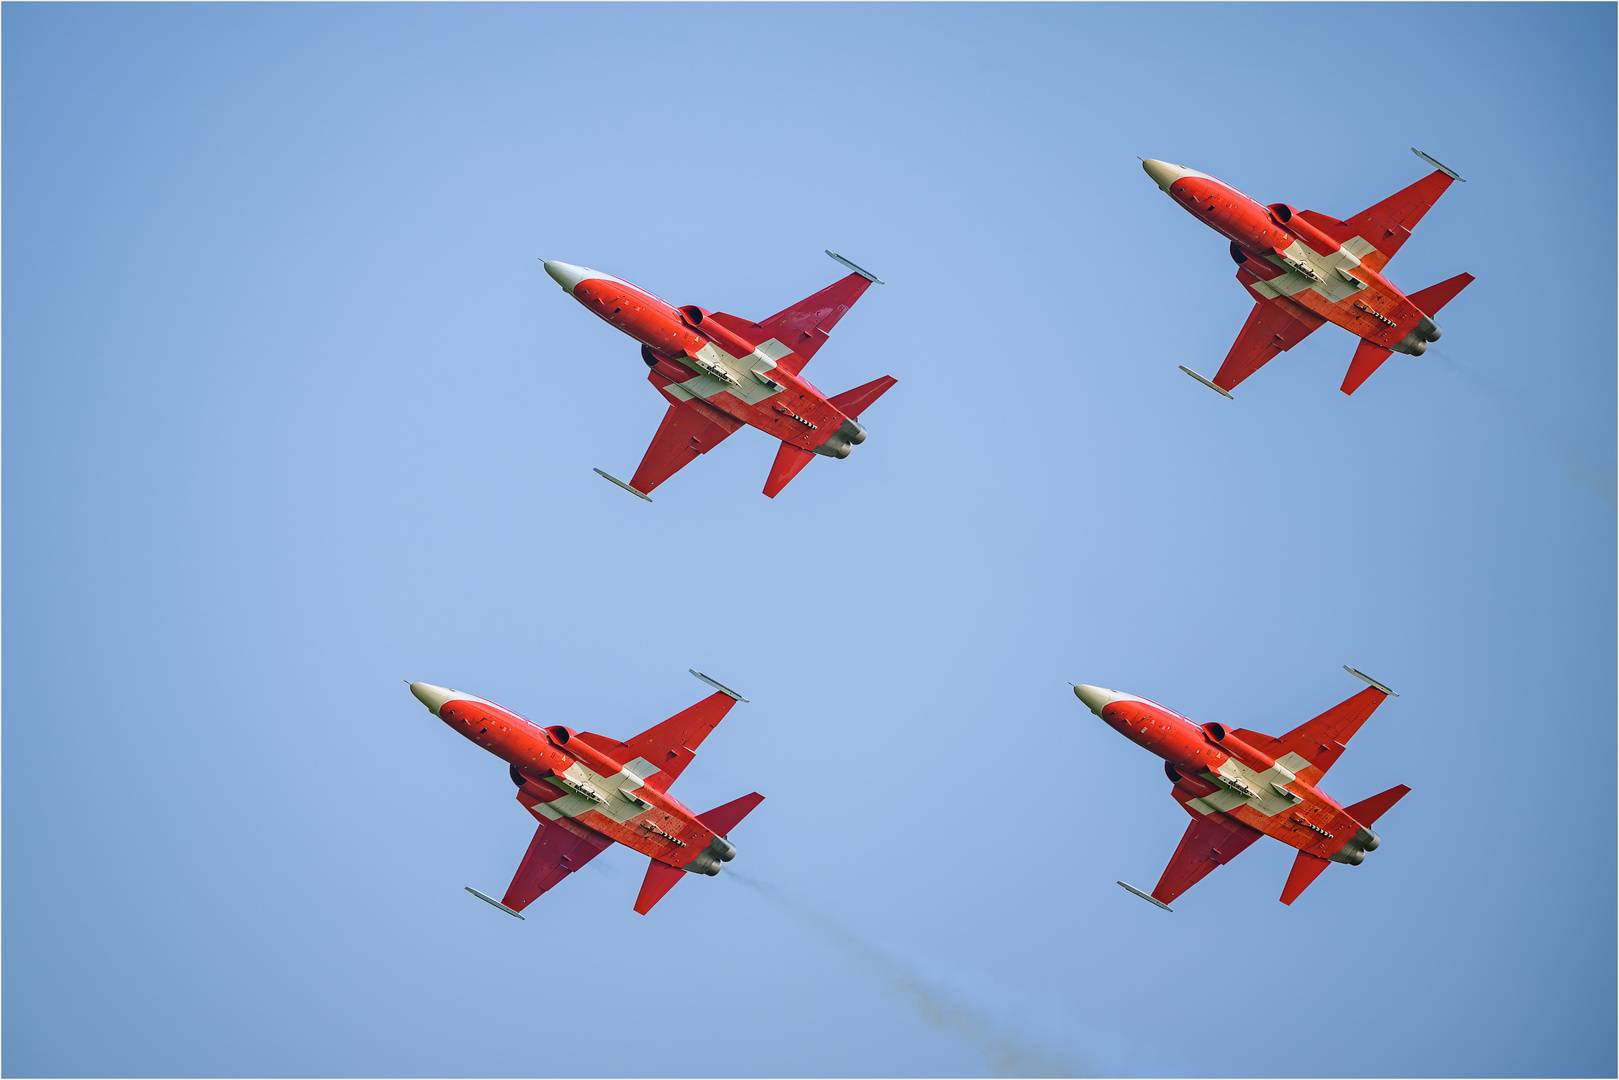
(1143, 149, 1474, 396)
(409, 670, 763, 917)
(543, 251, 896, 499)
(1074, 667, 1410, 910)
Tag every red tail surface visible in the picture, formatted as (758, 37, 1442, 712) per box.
(633, 859, 686, 915)
(763, 442, 816, 498)
(697, 792, 765, 836)
(1345, 784, 1411, 826)
(1280, 850, 1332, 905)
(827, 375, 897, 419)
(1342, 339, 1394, 395)
(1407, 272, 1475, 317)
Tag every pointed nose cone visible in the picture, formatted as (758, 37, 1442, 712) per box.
(1142, 158, 1189, 192)
(543, 261, 593, 294)
(1073, 684, 1125, 716)
(409, 682, 455, 716)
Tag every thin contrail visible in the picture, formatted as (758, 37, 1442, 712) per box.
(725, 870, 1093, 1078)
(1432, 348, 1617, 509)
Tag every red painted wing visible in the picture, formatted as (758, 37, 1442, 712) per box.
(1316, 169, 1457, 272)
(1230, 685, 1389, 787)
(1152, 797, 1266, 905)
(629, 399, 744, 495)
(500, 816, 613, 913)
(579, 691, 741, 790)
(1213, 300, 1327, 391)
(756, 273, 876, 376)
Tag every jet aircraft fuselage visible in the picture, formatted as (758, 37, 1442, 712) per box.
(544, 255, 895, 498)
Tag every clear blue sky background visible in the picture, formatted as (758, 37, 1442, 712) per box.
(5, 4, 1614, 1077)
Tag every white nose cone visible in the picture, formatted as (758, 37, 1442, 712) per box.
(409, 682, 456, 716)
(543, 261, 593, 294)
(1141, 159, 1193, 192)
(1073, 684, 1128, 716)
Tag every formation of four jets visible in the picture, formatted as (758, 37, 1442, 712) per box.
(412, 150, 1471, 915)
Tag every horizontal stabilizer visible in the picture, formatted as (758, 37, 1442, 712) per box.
(697, 792, 765, 837)
(1345, 784, 1411, 827)
(1342, 339, 1394, 396)
(1280, 850, 1332, 905)
(634, 859, 686, 915)
(1407, 272, 1475, 318)
(764, 441, 816, 499)
(827, 375, 897, 419)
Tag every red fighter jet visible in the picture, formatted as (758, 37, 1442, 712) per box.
(543, 251, 896, 499)
(1074, 667, 1410, 911)
(1143, 148, 1474, 397)
(408, 670, 763, 918)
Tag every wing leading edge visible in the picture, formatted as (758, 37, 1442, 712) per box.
(1149, 788, 1267, 906)
(1212, 299, 1327, 392)
(627, 398, 744, 497)
(498, 816, 614, 914)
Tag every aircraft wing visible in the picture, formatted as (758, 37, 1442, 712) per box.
(755, 272, 877, 376)
(575, 690, 742, 790)
(1151, 790, 1267, 905)
(1307, 167, 1458, 274)
(1212, 299, 1327, 391)
(500, 815, 613, 914)
(1231, 685, 1390, 787)
(628, 399, 744, 496)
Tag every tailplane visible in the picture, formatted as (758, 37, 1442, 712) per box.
(1280, 850, 1332, 905)
(1342, 340, 1394, 396)
(1345, 784, 1411, 827)
(764, 442, 816, 498)
(828, 375, 897, 419)
(1407, 272, 1475, 318)
(631, 793, 764, 915)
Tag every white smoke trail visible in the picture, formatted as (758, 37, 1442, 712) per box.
(725, 870, 1094, 1078)
(1432, 348, 1617, 509)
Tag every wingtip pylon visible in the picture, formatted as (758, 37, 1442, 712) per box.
(1117, 881, 1173, 912)
(1411, 147, 1465, 182)
(1179, 365, 1234, 399)
(465, 886, 526, 920)
(825, 250, 884, 284)
(689, 669, 748, 703)
(594, 468, 653, 502)
(1344, 665, 1398, 697)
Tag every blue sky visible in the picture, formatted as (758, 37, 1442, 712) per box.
(4, 4, 1613, 1077)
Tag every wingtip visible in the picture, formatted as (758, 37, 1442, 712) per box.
(1179, 365, 1234, 399)
(593, 468, 653, 501)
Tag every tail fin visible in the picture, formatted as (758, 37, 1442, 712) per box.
(763, 442, 815, 498)
(632, 793, 764, 915)
(1342, 339, 1394, 395)
(634, 860, 685, 915)
(697, 792, 765, 835)
(1345, 784, 1411, 826)
(828, 375, 897, 419)
(1280, 850, 1332, 905)
(1408, 272, 1475, 317)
